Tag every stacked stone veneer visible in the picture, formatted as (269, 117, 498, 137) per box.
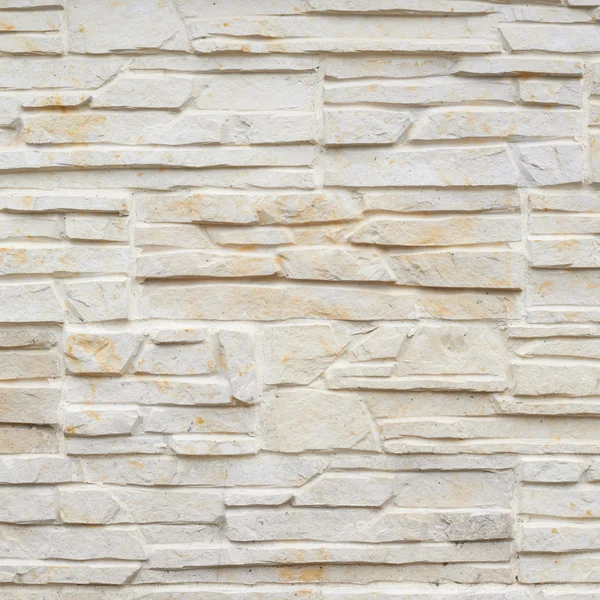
(1, 0, 600, 598)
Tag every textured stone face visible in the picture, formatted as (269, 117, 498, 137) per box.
(0, 0, 598, 598)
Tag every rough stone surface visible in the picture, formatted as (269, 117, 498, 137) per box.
(0, 2, 596, 597)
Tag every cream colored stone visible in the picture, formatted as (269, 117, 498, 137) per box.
(456, 57, 583, 76)
(0, 146, 313, 171)
(0, 388, 59, 424)
(501, 23, 600, 52)
(414, 108, 581, 140)
(262, 324, 351, 384)
(133, 339, 214, 375)
(143, 406, 255, 435)
(363, 189, 519, 213)
(64, 407, 138, 436)
(66, 378, 231, 406)
(324, 108, 411, 145)
(279, 248, 393, 281)
(0, 283, 63, 323)
(60, 487, 222, 524)
(92, 77, 193, 109)
(137, 251, 278, 279)
(518, 79, 582, 106)
(194, 74, 316, 111)
(0, 57, 123, 90)
(261, 389, 378, 452)
(64, 215, 128, 242)
(350, 216, 521, 246)
(529, 238, 600, 268)
(169, 435, 260, 456)
(325, 79, 515, 105)
(0, 247, 129, 275)
(140, 284, 418, 321)
(137, 191, 361, 225)
(529, 270, 600, 305)
(518, 142, 582, 185)
(64, 332, 143, 375)
(67, 0, 187, 53)
(226, 507, 511, 542)
(0, 350, 60, 380)
(513, 363, 600, 396)
(0, 35, 62, 55)
(136, 224, 212, 249)
(0, 4, 595, 594)
(63, 279, 128, 323)
(389, 250, 522, 289)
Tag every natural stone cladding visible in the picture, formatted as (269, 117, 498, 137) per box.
(1, 0, 600, 598)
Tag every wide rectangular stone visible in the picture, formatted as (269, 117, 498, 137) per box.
(514, 363, 600, 396)
(0, 426, 58, 454)
(64, 215, 128, 242)
(325, 79, 515, 105)
(324, 108, 411, 145)
(362, 190, 519, 213)
(60, 487, 222, 524)
(64, 407, 139, 436)
(137, 191, 361, 225)
(137, 251, 278, 279)
(323, 56, 456, 79)
(140, 284, 418, 321)
(381, 416, 600, 442)
(0, 247, 129, 275)
(296, 470, 512, 509)
(0, 525, 147, 560)
(310, 0, 495, 13)
(414, 109, 581, 140)
(0, 387, 59, 424)
(0, 350, 60, 380)
(278, 248, 393, 281)
(261, 389, 378, 452)
(66, 0, 187, 53)
(189, 15, 498, 45)
(530, 215, 600, 234)
(518, 142, 582, 185)
(0, 57, 123, 90)
(521, 458, 589, 482)
(456, 57, 583, 76)
(501, 23, 600, 52)
(133, 341, 214, 376)
(143, 406, 255, 434)
(25, 111, 316, 146)
(0, 193, 127, 213)
(518, 79, 582, 106)
(0, 456, 78, 484)
(528, 238, 600, 268)
(529, 270, 600, 305)
(64, 331, 143, 375)
(193, 73, 317, 111)
(226, 507, 512, 542)
(326, 146, 519, 187)
(0, 284, 62, 323)
(520, 486, 600, 517)
(349, 216, 521, 246)
(520, 554, 600, 583)
(0, 11, 60, 32)
(148, 540, 511, 568)
(389, 250, 522, 288)
(522, 523, 600, 552)
(0, 147, 313, 171)
(63, 279, 129, 323)
(66, 377, 231, 406)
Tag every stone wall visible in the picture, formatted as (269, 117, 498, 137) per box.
(0, 0, 598, 598)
